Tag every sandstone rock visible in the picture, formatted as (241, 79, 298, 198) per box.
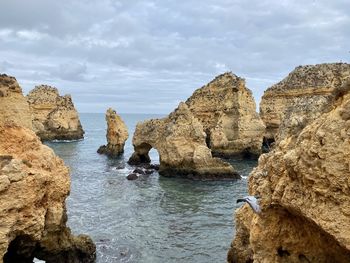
(128, 102, 240, 180)
(0, 74, 33, 130)
(260, 63, 350, 143)
(0, 80, 95, 262)
(228, 80, 350, 262)
(186, 72, 265, 158)
(26, 85, 84, 141)
(97, 108, 128, 157)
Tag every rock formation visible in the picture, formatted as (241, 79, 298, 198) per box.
(128, 102, 240, 180)
(186, 72, 265, 158)
(0, 74, 32, 130)
(97, 108, 128, 157)
(260, 63, 350, 143)
(27, 85, 84, 141)
(228, 79, 350, 262)
(0, 75, 95, 262)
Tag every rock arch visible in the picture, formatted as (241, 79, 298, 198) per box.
(128, 102, 240, 180)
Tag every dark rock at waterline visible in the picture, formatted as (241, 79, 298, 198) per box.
(115, 164, 125, 170)
(127, 173, 138, 180)
(142, 163, 160, 170)
(144, 169, 154, 175)
(133, 168, 145, 175)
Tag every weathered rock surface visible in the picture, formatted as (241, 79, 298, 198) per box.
(228, 80, 350, 262)
(27, 85, 84, 141)
(186, 72, 265, 158)
(0, 74, 33, 130)
(0, 78, 95, 262)
(128, 102, 240, 180)
(260, 63, 350, 143)
(97, 108, 128, 157)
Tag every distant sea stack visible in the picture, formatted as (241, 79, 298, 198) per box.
(128, 102, 240, 180)
(228, 79, 350, 262)
(260, 63, 350, 143)
(186, 72, 265, 158)
(97, 108, 128, 157)
(26, 85, 84, 141)
(0, 75, 95, 262)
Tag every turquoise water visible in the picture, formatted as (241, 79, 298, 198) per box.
(46, 113, 257, 263)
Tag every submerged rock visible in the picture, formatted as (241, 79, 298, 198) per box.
(128, 102, 240, 180)
(228, 79, 350, 262)
(186, 72, 265, 158)
(126, 173, 138, 180)
(97, 108, 128, 157)
(26, 85, 84, 141)
(0, 77, 95, 263)
(260, 63, 350, 143)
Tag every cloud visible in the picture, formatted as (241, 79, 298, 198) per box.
(0, 0, 349, 113)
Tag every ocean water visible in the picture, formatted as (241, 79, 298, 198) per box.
(45, 113, 257, 263)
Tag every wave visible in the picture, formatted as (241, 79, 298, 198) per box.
(49, 138, 84, 143)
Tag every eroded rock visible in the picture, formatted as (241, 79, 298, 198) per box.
(97, 108, 128, 157)
(260, 63, 350, 143)
(26, 85, 84, 141)
(0, 77, 95, 263)
(128, 102, 240, 180)
(228, 80, 350, 262)
(186, 72, 265, 158)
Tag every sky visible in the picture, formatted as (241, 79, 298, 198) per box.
(0, 0, 349, 113)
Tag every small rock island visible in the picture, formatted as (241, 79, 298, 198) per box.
(97, 108, 129, 157)
(27, 85, 84, 141)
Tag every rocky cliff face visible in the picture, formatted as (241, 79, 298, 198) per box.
(228, 80, 350, 262)
(97, 108, 128, 157)
(260, 63, 350, 143)
(0, 74, 32, 130)
(186, 72, 265, 158)
(0, 76, 95, 262)
(27, 85, 84, 141)
(128, 102, 239, 180)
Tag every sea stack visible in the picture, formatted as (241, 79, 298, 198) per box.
(228, 79, 350, 262)
(186, 72, 265, 158)
(0, 75, 95, 262)
(260, 63, 350, 143)
(26, 85, 84, 141)
(97, 108, 129, 157)
(128, 102, 240, 180)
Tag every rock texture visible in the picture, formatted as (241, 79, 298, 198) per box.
(0, 77, 95, 263)
(97, 108, 128, 157)
(128, 102, 239, 180)
(27, 85, 84, 141)
(228, 80, 350, 262)
(0, 74, 32, 130)
(186, 72, 265, 158)
(260, 63, 350, 143)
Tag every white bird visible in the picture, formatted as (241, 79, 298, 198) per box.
(237, 196, 261, 214)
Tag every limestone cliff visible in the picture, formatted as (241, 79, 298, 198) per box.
(97, 108, 128, 157)
(0, 74, 32, 130)
(186, 72, 265, 158)
(228, 80, 350, 262)
(27, 85, 84, 141)
(128, 102, 240, 180)
(0, 76, 95, 262)
(260, 63, 350, 143)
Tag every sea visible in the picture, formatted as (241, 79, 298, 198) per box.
(45, 113, 257, 263)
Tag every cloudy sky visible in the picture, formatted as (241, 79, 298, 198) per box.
(0, 0, 349, 113)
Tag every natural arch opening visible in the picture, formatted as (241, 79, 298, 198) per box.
(3, 235, 38, 263)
